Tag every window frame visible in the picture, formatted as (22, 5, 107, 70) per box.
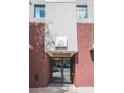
(76, 5, 88, 19)
(34, 4, 45, 18)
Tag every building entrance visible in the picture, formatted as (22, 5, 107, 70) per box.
(51, 58, 72, 84)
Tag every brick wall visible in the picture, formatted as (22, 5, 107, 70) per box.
(74, 23, 94, 87)
(29, 23, 94, 87)
(29, 23, 51, 88)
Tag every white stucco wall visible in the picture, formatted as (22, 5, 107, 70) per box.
(45, 3, 77, 51)
(29, 0, 94, 23)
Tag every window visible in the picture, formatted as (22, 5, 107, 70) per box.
(34, 5, 45, 18)
(76, 5, 87, 19)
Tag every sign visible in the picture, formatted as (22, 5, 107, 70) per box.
(55, 36, 67, 47)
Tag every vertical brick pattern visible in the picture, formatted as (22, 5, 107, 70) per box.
(29, 23, 51, 88)
(74, 23, 94, 87)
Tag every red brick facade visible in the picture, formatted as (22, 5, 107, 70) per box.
(29, 23, 51, 87)
(73, 23, 94, 87)
(29, 23, 94, 87)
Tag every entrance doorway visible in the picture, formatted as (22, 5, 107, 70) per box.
(51, 58, 72, 84)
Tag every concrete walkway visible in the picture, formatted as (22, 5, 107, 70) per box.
(29, 84, 94, 93)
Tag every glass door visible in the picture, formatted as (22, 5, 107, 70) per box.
(63, 58, 71, 83)
(52, 59, 62, 84)
(52, 58, 72, 84)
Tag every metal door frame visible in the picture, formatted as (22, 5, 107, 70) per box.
(51, 57, 72, 84)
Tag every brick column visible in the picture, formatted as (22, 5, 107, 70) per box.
(74, 23, 94, 87)
(29, 23, 51, 87)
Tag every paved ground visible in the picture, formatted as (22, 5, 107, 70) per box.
(29, 84, 94, 93)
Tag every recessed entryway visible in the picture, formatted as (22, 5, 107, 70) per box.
(51, 58, 73, 84)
